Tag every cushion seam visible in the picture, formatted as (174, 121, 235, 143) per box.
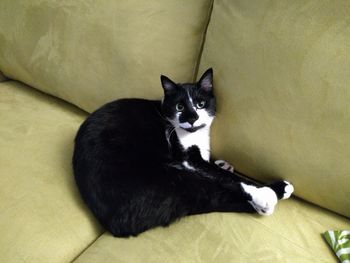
(70, 231, 107, 263)
(192, 0, 214, 81)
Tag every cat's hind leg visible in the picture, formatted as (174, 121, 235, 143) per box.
(268, 180, 294, 200)
(213, 158, 294, 201)
(240, 180, 294, 215)
(240, 183, 278, 215)
(186, 146, 294, 215)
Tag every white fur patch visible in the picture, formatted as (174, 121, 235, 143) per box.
(282, 181, 294, 199)
(186, 89, 195, 110)
(193, 109, 213, 128)
(182, 161, 195, 171)
(179, 122, 192, 129)
(214, 160, 234, 173)
(171, 107, 214, 161)
(175, 126, 211, 161)
(241, 183, 278, 216)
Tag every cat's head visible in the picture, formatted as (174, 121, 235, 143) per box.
(160, 68, 216, 133)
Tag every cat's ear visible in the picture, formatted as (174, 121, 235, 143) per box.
(198, 68, 213, 92)
(161, 75, 177, 93)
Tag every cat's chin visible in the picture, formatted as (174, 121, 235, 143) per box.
(181, 124, 206, 133)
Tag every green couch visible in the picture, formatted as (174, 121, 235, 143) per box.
(0, 0, 349, 262)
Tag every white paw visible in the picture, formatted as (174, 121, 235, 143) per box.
(282, 181, 294, 200)
(241, 183, 278, 216)
(215, 160, 234, 173)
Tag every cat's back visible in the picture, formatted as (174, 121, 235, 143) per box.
(77, 98, 162, 136)
(74, 98, 168, 163)
(84, 98, 162, 129)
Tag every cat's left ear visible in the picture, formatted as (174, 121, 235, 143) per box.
(198, 68, 213, 93)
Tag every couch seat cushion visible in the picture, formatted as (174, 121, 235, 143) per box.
(0, 81, 102, 262)
(74, 197, 350, 263)
(1, 81, 349, 262)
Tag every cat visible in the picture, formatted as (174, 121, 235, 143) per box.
(72, 68, 294, 237)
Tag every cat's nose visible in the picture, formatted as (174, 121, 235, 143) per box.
(188, 116, 199, 125)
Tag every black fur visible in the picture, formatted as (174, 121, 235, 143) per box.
(73, 69, 289, 237)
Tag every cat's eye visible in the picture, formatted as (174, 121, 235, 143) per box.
(176, 103, 184, 112)
(196, 101, 206, 109)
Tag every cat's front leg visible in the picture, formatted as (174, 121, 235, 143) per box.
(214, 159, 234, 173)
(186, 146, 294, 215)
(185, 146, 252, 186)
(213, 159, 294, 202)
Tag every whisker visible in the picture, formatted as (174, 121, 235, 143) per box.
(165, 126, 176, 150)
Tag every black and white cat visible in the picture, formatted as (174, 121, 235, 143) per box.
(73, 68, 294, 237)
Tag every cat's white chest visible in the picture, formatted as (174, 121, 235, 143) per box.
(175, 127, 211, 161)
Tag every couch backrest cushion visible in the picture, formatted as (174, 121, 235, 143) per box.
(199, 0, 350, 218)
(0, 0, 212, 112)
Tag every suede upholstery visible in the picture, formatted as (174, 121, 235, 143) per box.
(0, 71, 7, 82)
(0, 82, 101, 262)
(200, 0, 350, 218)
(0, 0, 349, 262)
(74, 198, 350, 263)
(0, 0, 212, 112)
(1, 81, 349, 263)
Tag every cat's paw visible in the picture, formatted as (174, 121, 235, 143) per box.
(214, 160, 234, 173)
(241, 183, 278, 216)
(269, 180, 294, 200)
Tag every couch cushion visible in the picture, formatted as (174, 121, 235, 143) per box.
(0, 81, 102, 262)
(0, 0, 212, 112)
(199, 0, 350, 218)
(73, 197, 350, 262)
